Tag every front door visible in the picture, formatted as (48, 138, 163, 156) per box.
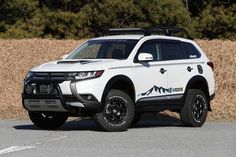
(132, 40, 169, 102)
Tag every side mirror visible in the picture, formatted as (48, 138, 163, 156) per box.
(138, 53, 153, 62)
(61, 54, 69, 60)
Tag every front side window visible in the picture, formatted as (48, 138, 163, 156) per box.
(67, 40, 138, 59)
(137, 41, 161, 61)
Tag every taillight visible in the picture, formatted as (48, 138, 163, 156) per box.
(207, 62, 214, 71)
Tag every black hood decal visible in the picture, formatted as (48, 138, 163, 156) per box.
(57, 60, 98, 64)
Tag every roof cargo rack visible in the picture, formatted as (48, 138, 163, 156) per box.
(107, 26, 193, 40)
(108, 28, 145, 35)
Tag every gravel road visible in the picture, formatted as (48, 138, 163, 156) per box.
(0, 116, 235, 157)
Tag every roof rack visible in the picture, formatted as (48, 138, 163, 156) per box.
(107, 26, 193, 40)
(108, 28, 145, 35)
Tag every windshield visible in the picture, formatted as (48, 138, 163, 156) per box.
(67, 39, 138, 59)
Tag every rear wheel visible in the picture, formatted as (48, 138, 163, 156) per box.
(29, 112, 68, 130)
(94, 89, 134, 132)
(180, 89, 208, 127)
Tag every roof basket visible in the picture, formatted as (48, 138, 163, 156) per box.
(107, 26, 193, 40)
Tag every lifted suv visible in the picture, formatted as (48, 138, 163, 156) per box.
(22, 27, 215, 131)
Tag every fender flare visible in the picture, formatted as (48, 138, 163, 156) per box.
(184, 75, 211, 110)
(185, 75, 209, 94)
(101, 75, 135, 103)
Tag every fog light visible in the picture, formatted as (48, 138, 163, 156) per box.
(25, 85, 33, 94)
(25, 83, 36, 94)
(87, 95, 92, 100)
(80, 94, 97, 101)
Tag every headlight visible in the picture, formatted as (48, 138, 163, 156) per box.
(25, 72, 33, 80)
(68, 71, 104, 80)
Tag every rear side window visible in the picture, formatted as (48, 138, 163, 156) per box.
(182, 42, 201, 59)
(159, 42, 186, 60)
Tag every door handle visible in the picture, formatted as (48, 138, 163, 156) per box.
(187, 66, 193, 72)
(160, 68, 167, 74)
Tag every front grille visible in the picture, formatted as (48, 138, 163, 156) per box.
(32, 72, 74, 80)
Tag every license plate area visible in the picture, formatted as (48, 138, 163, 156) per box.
(37, 84, 58, 95)
(25, 82, 60, 95)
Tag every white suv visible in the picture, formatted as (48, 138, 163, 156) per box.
(22, 27, 215, 131)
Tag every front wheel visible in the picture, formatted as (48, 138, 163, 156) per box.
(29, 112, 68, 130)
(94, 89, 134, 132)
(180, 89, 208, 127)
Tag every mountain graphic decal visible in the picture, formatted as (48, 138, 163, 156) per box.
(140, 85, 172, 96)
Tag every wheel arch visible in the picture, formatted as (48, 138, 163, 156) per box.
(102, 75, 136, 104)
(185, 75, 211, 111)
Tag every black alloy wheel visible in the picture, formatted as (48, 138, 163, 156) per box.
(180, 89, 208, 127)
(94, 89, 134, 132)
(192, 95, 206, 122)
(104, 96, 127, 126)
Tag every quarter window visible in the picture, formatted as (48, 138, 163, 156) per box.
(182, 42, 201, 59)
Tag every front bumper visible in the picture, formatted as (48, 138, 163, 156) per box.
(22, 73, 102, 114)
(23, 94, 102, 113)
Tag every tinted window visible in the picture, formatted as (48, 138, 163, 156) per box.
(137, 42, 161, 61)
(182, 42, 201, 59)
(159, 42, 186, 60)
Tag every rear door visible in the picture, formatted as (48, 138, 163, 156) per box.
(158, 40, 201, 96)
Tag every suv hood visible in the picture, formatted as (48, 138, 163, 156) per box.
(30, 59, 119, 72)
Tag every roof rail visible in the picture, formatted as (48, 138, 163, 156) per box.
(107, 26, 193, 40)
(108, 28, 145, 35)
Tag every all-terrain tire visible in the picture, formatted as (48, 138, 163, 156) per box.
(94, 89, 135, 132)
(29, 112, 68, 130)
(180, 89, 208, 127)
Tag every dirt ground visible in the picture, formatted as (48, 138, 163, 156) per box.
(0, 39, 235, 120)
